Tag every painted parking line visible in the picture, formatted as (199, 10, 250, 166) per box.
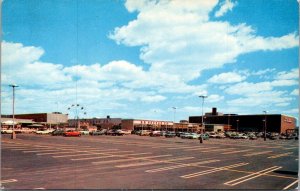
(201, 148, 236, 153)
(267, 152, 293, 159)
(13, 147, 53, 151)
(115, 156, 194, 168)
(283, 180, 298, 190)
(181, 162, 249, 179)
(224, 166, 282, 186)
(222, 149, 253, 155)
(53, 150, 133, 159)
(284, 147, 298, 150)
(92, 154, 172, 165)
(146, 159, 220, 173)
(2, 146, 30, 149)
(168, 146, 201, 150)
(24, 149, 62, 153)
(70, 151, 135, 161)
(243, 151, 273, 157)
(1, 179, 18, 184)
(185, 147, 219, 151)
(52, 149, 120, 158)
(36, 149, 121, 156)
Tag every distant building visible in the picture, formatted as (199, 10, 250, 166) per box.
(121, 119, 174, 131)
(1, 112, 68, 128)
(121, 119, 202, 132)
(173, 122, 203, 132)
(189, 108, 296, 134)
(69, 116, 122, 130)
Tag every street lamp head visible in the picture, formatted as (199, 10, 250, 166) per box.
(199, 95, 208, 98)
(263, 110, 268, 114)
(172, 107, 177, 109)
(9, 84, 19, 88)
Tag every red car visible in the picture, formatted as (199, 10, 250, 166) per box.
(63, 130, 81, 137)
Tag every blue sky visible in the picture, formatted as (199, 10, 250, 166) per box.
(2, 0, 299, 123)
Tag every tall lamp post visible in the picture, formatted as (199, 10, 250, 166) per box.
(199, 95, 207, 133)
(9, 84, 18, 139)
(263, 111, 268, 141)
(236, 119, 239, 132)
(67, 104, 86, 130)
(172, 107, 176, 132)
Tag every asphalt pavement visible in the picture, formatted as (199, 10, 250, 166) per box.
(1, 134, 299, 190)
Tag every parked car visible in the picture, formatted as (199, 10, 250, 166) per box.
(180, 132, 191, 139)
(115, 129, 126, 136)
(239, 134, 249, 139)
(36, 129, 54, 135)
(249, 134, 258, 140)
(269, 135, 279, 140)
(63, 130, 81, 137)
(139, 130, 151, 136)
(208, 132, 218, 138)
(1, 129, 13, 134)
(176, 131, 184, 137)
(160, 131, 167, 136)
(150, 131, 161, 137)
(79, 130, 90, 135)
(119, 129, 131, 135)
(216, 133, 226, 139)
(279, 134, 287, 139)
(199, 133, 210, 140)
(165, 131, 176, 138)
(286, 134, 295, 140)
(188, 133, 200, 139)
(131, 130, 140, 135)
(106, 129, 118, 136)
(52, 129, 65, 136)
(90, 130, 106, 136)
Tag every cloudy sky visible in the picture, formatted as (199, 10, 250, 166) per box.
(2, 0, 299, 122)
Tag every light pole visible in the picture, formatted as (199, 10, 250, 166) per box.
(67, 104, 86, 130)
(263, 111, 268, 141)
(172, 107, 176, 132)
(199, 95, 207, 133)
(9, 84, 18, 139)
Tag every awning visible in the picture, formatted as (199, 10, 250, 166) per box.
(1, 120, 18, 125)
(27, 124, 44, 127)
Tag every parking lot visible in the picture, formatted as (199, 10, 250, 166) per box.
(1, 134, 298, 190)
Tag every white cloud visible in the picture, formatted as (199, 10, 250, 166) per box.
(215, 0, 237, 18)
(290, 89, 298, 96)
(251, 68, 276, 76)
(224, 81, 273, 95)
(207, 94, 224, 103)
(276, 68, 298, 80)
(140, 95, 166, 102)
(227, 90, 293, 107)
(208, 72, 246, 84)
(110, 0, 298, 82)
(2, 42, 175, 117)
(271, 79, 298, 87)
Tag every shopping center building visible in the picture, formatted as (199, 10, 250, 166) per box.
(189, 108, 297, 134)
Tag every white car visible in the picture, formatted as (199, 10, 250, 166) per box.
(117, 129, 131, 135)
(79, 130, 90, 135)
(1, 129, 13, 134)
(209, 132, 218, 138)
(35, 129, 53, 135)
